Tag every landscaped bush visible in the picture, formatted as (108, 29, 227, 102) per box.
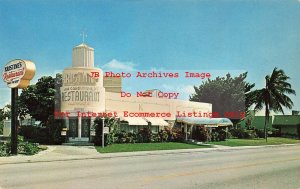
(211, 132, 219, 142)
(281, 133, 298, 139)
(226, 131, 233, 139)
(217, 129, 227, 141)
(114, 127, 174, 144)
(244, 130, 257, 139)
(49, 119, 66, 144)
(151, 133, 161, 143)
(128, 132, 138, 143)
(114, 131, 127, 143)
(229, 128, 244, 138)
(268, 128, 281, 137)
(0, 121, 3, 135)
(230, 128, 256, 139)
(255, 129, 265, 138)
(0, 136, 40, 156)
(114, 131, 137, 143)
(171, 127, 185, 142)
(18, 119, 65, 145)
(93, 117, 120, 146)
(18, 142, 39, 155)
(192, 127, 210, 142)
(0, 141, 10, 156)
(137, 127, 152, 143)
(158, 129, 170, 142)
(19, 126, 50, 144)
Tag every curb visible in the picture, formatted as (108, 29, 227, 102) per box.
(0, 143, 299, 165)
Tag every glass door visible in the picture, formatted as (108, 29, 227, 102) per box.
(69, 118, 78, 138)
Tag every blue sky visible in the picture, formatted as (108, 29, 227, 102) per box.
(1, 0, 300, 114)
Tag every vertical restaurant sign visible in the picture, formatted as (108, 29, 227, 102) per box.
(2, 59, 36, 88)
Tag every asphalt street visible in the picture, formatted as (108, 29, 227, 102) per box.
(0, 145, 299, 189)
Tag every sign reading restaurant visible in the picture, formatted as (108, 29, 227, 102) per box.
(2, 59, 36, 88)
(2, 59, 36, 155)
(61, 70, 101, 102)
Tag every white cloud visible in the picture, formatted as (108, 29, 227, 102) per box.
(161, 84, 195, 94)
(160, 84, 195, 100)
(102, 59, 137, 72)
(178, 85, 195, 94)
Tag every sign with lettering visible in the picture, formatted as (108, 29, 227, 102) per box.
(103, 127, 109, 134)
(2, 59, 36, 88)
(90, 130, 96, 136)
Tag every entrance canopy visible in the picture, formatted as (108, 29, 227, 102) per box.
(120, 117, 148, 126)
(176, 117, 233, 127)
(143, 117, 169, 126)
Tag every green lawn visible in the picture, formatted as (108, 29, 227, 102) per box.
(96, 142, 211, 153)
(208, 137, 300, 147)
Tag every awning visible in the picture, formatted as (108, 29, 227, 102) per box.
(120, 117, 148, 126)
(143, 117, 169, 126)
(176, 117, 233, 126)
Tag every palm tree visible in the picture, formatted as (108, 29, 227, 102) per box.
(252, 67, 296, 142)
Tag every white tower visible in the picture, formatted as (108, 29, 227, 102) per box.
(61, 42, 106, 142)
(72, 43, 94, 67)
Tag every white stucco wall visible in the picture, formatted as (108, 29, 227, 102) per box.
(105, 92, 212, 121)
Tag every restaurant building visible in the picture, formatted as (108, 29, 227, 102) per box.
(60, 43, 216, 142)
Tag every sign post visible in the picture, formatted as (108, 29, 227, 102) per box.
(2, 59, 36, 155)
(101, 117, 104, 148)
(11, 88, 18, 154)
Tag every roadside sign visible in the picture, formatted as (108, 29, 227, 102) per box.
(90, 130, 96, 136)
(2, 59, 36, 155)
(103, 127, 109, 134)
(2, 59, 36, 88)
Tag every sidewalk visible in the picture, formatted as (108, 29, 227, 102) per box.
(0, 144, 298, 165)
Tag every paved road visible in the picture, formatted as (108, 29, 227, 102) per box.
(0, 145, 300, 189)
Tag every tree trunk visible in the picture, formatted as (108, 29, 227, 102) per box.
(264, 106, 268, 143)
(264, 123, 267, 143)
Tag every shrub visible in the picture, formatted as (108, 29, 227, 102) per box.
(151, 133, 161, 143)
(211, 132, 219, 142)
(137, 127, 152, 143)
(19, 126, 50, 144)
(230, 128, 245, 139)
(0, 121, 3, 135)
(268, 128, 280, 137)
(281, 133, 298, 139)
(171, 127, 185, 142)
(114, 131, 137, 143)
(218, 129, 227, 141)
(0, 142, 10, 157)
(226, 131, 233, 139)
(0, 136, 40, 156)
(49, 119, 65, 144)
(230, 128, 256, 139)
(18, 142, 39, 155)
(128, 132, 138, 143)
(158, 129, 170, 142)
(93, 117, 119, 146)
(244, 130, 257, 139)
(163, 127, 173, 141)
(114, 131, 127, 143)
(193, 127, 210, 142)
(255, 129, 265, 138)
(230, 128, 243, 138)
